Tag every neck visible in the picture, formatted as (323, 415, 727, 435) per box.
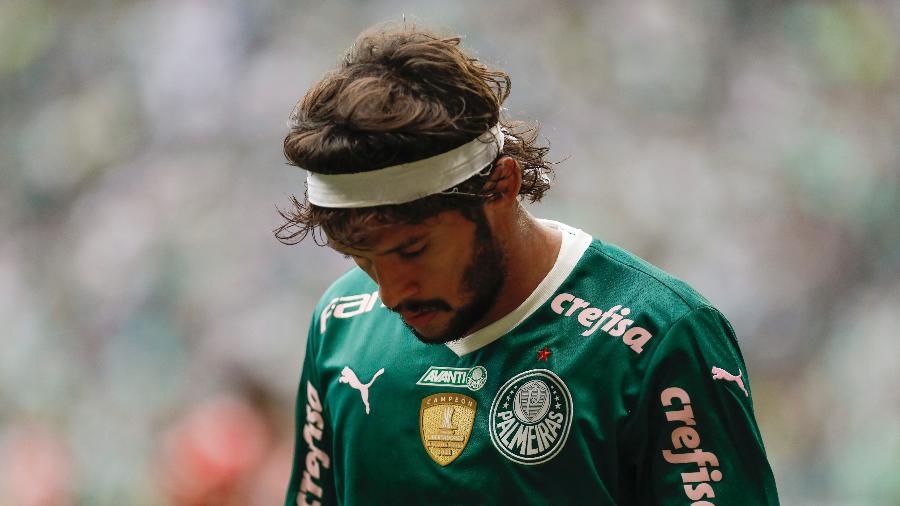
(467, 208, 562, 334)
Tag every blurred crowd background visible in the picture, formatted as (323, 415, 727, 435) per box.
(2, 0, 899, 504)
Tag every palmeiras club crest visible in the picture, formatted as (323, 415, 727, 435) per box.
(419, 393, 477, 466)
(489, 369, 573, 465)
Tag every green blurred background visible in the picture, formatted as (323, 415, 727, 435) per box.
(2, 0, 899, 504)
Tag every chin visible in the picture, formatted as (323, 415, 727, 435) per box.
(405, 322, 465, 345)
(410, 329, 460, 345)
(401, 302, 485, 345)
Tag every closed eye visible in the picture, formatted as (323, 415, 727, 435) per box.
(396, 244, 427, 259)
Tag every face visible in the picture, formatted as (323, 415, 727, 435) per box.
(332, 208, 506, 344)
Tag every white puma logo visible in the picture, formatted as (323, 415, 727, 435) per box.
(339, 366, 385, 414)
(711, 366, 748, 397)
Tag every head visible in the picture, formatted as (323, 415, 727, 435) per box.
(276, 24, 555, 342)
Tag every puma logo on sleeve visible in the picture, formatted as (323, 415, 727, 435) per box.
(710, 366, 748, 397)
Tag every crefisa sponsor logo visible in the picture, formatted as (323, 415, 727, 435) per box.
(319, 290, 382, 332)
(489, 369, 573, 465)
(417, 366, 487, 391)
(660, 386, 723, 504)
(550, 292, 653, 353)
(299, 381, 330, 505)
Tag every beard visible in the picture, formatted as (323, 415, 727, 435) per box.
(396, 210, 507, 344)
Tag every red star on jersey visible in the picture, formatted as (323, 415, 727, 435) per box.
(537, 346, 552, 361)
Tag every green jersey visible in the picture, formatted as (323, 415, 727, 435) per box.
(286, 222, 779, 505)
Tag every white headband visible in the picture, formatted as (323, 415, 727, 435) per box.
(306, 124, 504, 208)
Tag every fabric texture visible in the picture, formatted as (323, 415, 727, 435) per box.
(285, 223, 779, 505)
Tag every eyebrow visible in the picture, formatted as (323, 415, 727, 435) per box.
(335, 233, 428, 258)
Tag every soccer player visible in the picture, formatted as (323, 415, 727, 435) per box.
(277, 24, 779, 505)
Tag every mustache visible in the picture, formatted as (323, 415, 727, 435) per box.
(391, 299, 452, 314)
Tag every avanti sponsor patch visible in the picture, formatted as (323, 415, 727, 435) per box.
(489, 369, 573, 465)
(416, 366, 487, 391)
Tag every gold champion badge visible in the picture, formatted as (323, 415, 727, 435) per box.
(419, 393, 477, 466)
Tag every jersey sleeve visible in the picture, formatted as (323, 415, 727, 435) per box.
(285, 320, 336, 506)
(628, 306, 779, 505)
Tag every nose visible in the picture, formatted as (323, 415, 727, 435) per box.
(369, 258, 418, 309)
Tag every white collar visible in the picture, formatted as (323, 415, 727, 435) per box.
(445, 220, 592, 357)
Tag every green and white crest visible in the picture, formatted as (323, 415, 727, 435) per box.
(489, 369, 573, 465)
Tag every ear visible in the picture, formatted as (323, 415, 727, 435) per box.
(486, 156, 521, 209)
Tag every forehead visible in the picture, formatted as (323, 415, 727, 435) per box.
(329, 210, 465, 253)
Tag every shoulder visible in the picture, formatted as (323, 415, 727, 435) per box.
(579, 241, 744, 374)
(583, 239, 711, 313)
(317, 267, 378, 308)
(309, 267, 383, 336)
(548, 238, 724, 357)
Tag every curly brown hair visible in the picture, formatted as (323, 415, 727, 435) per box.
(275, 24, 555, 246)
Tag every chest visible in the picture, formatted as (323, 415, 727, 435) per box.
(315, 314, 641, 504)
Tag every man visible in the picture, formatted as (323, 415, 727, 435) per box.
(277, 25, 779, 505)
